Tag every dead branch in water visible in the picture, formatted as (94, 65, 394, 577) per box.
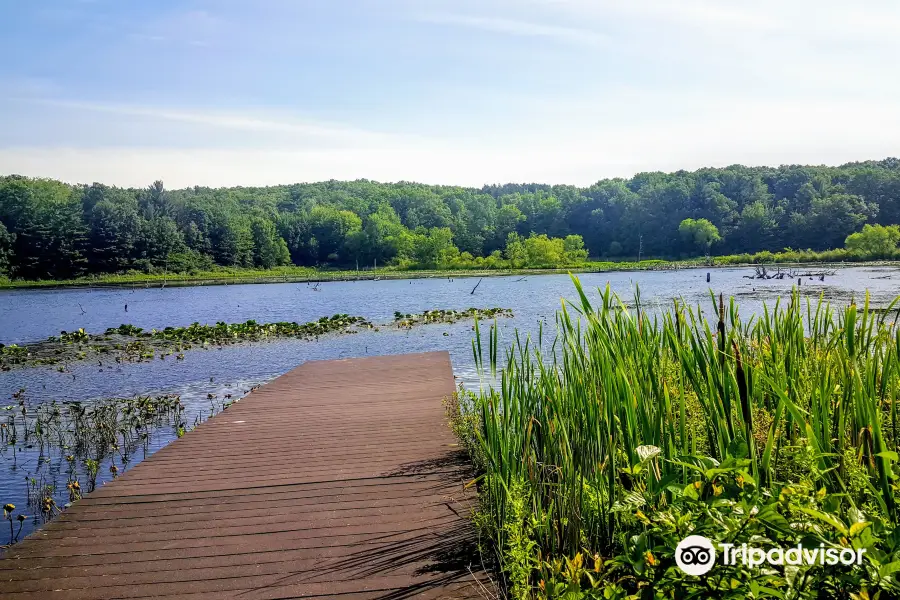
(744, 265, 836, 280)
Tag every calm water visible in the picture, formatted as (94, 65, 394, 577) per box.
(1, 266, 898, 542)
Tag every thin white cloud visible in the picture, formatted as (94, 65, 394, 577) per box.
(132, 9, 224, 47)
(417, 13, 608, 46)
(4, 0, 900, 188)
(533, 0, 900, 46)
(510, 0, 900, 99)
(0, 77, 60, 97)
(130, 34, 166, 42)
(543, 0, 783, 30)
(3, 93, 898, 188)
(25, 99, 410, 146)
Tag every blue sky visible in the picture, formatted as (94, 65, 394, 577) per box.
(1, 0, 899, 188)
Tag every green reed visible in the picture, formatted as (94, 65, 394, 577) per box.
(468, 276, 900, 581)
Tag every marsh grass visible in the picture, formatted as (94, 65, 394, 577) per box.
(463, 276, 900, 598)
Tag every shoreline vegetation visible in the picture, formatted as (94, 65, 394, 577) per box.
(4, 160, 900, 290)
(452, 278, 900, 598)
(1, 253, 897, 291)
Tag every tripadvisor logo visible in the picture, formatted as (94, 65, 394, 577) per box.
(674, 535, 867, 576)
(675, 535, 717, 575)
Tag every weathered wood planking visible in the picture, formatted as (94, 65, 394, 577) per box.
(0, 351, 493, 600)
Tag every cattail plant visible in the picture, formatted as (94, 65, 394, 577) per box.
(466, 276, 900, 589)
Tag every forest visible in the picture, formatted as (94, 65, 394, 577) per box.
(2, 158, 900, 280)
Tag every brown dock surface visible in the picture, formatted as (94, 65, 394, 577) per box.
(0, 351, 494, 599)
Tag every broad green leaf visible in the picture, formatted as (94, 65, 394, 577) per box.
(635, 444, 661, 464)
(849, 521, 871, 537)
(798, 507, 849, 536)
(727, 437, 749, 459)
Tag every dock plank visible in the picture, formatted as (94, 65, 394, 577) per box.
(0, 351, 493, 599)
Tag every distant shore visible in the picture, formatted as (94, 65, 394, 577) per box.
(0, 258, 890, 291)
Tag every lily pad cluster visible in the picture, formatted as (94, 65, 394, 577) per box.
(0, 345, 27, 360)
(1, 315, 374, 370)
(3, 309, 513, 370)
(55, 329, 90, 344)
(102, 315, 373, 344)
(393, 307, 513, 329)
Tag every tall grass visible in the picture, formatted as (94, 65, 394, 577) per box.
(466, 276, 900, 597)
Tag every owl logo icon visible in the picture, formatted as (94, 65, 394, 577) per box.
(675, 535, 716, 576)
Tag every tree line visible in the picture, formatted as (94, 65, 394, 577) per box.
(1, 158, 900, 280)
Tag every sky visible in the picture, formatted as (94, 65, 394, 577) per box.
(1, 0, 899, 189)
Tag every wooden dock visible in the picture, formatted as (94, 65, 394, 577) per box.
(0, 351, 493, 599)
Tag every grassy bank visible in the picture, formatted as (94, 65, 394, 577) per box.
(453, 278, 900, 598)
(0, 262, 673, 290)
(1, 247, 895, 290)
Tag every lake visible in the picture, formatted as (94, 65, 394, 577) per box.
(1, 265, 899, 541)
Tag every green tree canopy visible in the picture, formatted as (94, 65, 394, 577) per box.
(845, 224, 900, 257)
(563, 235, 588, 262)
(3, 157, 900, 279)
(678, 218, 722, 255)
(0, 221, 14, 276)
(251, 217, 291, 268)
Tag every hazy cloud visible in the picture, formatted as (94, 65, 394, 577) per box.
(21, 99, 410, 146)
(417, 13, 608, 46)
(132, 9, 224, 47)
(3, 0, 900, 187)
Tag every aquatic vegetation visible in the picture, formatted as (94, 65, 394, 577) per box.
(2, 309, 512, 370)
(66, 480, 81, 503)
(2, 504, 26, 546)
(55, 328, 89, 344)
(0, 345, 28, 359)
(101, 314, 373, 344)
(0, 390, 217, 545)
(460, 278, 900, 598)
(1, 314, 375, 370)
(393, 307, 513, 329)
